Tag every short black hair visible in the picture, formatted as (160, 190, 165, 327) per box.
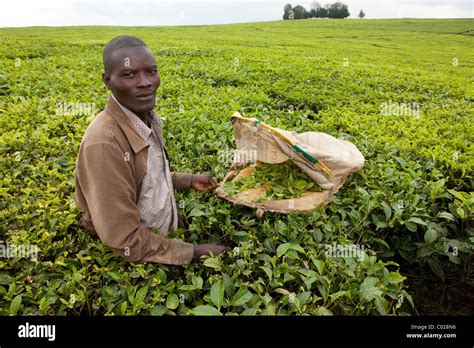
(102, 35, 148, 73)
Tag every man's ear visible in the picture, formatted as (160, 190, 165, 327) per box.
(102, 72, 112, 90)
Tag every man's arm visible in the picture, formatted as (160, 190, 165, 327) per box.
(171, 172, 219, 191)
(76, 142, 194, 265)
(170, 172, 193, 190)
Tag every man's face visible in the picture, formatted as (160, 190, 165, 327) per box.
(102, 46, 160, 116)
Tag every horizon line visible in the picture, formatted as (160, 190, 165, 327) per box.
(1, 17, 472, 29)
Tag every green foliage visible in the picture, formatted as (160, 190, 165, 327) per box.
(0, 19, 472, 316)
(222, 161, 321, 201)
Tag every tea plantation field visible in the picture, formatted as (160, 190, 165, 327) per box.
(0, 19, 473, 316)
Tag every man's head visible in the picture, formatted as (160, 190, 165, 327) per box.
(102, 35, 160, 117)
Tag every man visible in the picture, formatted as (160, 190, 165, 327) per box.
(74, 35, 229, 265)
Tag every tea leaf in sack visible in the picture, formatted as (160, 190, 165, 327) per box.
(223, 161, 321, 202)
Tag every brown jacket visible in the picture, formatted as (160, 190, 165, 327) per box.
(74, 97, 194, 265)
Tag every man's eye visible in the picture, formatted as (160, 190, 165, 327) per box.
(123, 72, 135, 77)
(149, 69, 157, 74)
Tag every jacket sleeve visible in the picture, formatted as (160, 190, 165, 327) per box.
(171, 172, 193, 190)
(75, 142, 194, 265)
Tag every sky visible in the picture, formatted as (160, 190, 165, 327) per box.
(0, 0, 472, 27)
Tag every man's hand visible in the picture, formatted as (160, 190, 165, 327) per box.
(191, 174, 219, 191)
(192, 244, 230, 261)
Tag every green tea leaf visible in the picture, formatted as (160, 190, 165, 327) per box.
(290, 243, 305, 254)
(438, 212, 455, 221)
(427, 258, 445, 281)
(203, 257, 223, 271)
(231, 288, 253, 306)
(150, 305, 167, 316)
(375, 296, 389, 315)
(311, 258, 325, 275)
(387, 272, 406, 284)
(424, 229, 437, 244)
(166, 294, 179, 310)
(314, 306, 333, 316)
(241, 308, 257, 316)
(360, 277, 383, 301)
(260, 266, 273, 280)
(407, 217, 427, 226)
(133, 286, 148, 311)
(382, 202, 392, 221)
(210, 281, 225, 310)
(10, 295, 22, 315)
(190, 305, 222, 316)
(277, 243, 291, 257)
(189, 207, 205, 217)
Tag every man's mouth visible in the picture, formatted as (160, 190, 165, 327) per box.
(135, 92, 155, 101)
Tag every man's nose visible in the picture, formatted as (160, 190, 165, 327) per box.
(136, 73, 152, 88)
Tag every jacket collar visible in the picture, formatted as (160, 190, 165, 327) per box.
(105, 96, 150, 154)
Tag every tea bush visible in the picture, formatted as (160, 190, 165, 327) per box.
(0, 19, 472, 315)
